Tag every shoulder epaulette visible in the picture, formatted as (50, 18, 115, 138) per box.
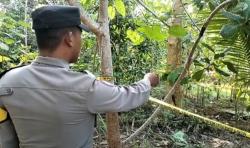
(0, 65, 25, 79)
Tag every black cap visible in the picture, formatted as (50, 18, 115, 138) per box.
(31, 5, 90, 32)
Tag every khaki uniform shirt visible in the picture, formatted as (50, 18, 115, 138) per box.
(0, 56, 151, 148)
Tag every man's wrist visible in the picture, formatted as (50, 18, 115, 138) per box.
(143, 77, 152, 89)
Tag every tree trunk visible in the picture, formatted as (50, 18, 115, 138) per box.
(98, 0, 122, 147)
(166, 0, 183, 107)
(67, 0, 121, 146)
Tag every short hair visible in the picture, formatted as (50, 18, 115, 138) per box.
(34, 27, 80, 51)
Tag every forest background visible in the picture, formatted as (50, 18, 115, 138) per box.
(0, 0, 250, 147)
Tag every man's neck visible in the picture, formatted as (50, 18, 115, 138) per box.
(39, 49, 70, 63)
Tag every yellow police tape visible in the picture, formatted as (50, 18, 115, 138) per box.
(97, 76, 114, 81)
(0, 107, 7, 122)
(149, 97, 250, 139)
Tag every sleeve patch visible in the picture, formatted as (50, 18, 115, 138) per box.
(0, 88, 13, 96)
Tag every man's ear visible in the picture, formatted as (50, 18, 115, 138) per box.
(64, 31, 74, 47)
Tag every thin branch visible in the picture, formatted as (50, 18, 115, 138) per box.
(180, 0, 200, 32)
(136, 0, 170, 28)
(24, 0, 28, 46)
(123, 0, 234, 144)
(66, 0, 103, 36)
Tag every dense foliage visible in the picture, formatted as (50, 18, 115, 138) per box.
(0, 0, 250, 146)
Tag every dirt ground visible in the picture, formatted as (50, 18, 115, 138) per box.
(94, 98, 250, 148)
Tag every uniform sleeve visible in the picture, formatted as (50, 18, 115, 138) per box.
(0, 87, 13, 107)
(0, 98, 3, 107)
(84, 70, 96, 79)
(86, 78, 151, 113)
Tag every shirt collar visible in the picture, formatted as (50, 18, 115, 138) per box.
(32, 56, 70, 70)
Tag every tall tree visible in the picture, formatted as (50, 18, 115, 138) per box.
(67, 0, 122, 147)
(97, 1, 122, 147)
(166, 0, 183, 107)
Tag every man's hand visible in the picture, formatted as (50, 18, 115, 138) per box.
(144, 73, 160, 87)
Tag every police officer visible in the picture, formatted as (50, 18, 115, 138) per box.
(0, 5, 159, 148)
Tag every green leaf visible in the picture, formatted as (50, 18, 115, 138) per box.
(214, 67, 230, 77)
(246, 105, 250, 112)
(85, 0, 91, 5)
(3, 38, 14, 45)
(220, 24, 239, 39)
(192, 0, 205, 10)
(166, 67, 183, 85)
(0, 55, 11, 62)
(20, 52, 37, 63)
(222, 61, 238, 74)
(203, 57, 210, 64)
(167, 71, 179, 85)
(18, 21, 30, 28)
(180, 77, 190, 85)
(237, 90, 243, 98)
(175, 66, 184, 73)
(161, 72, 169, 81)
(192, 69, 204, 81)
(137, 25, 166, 41)
(126, 29, 144, 45)
(80, 0, 91, 6)
(208, 2, 216, 11)
(222, 48, 231, 54)
(168, 25, 187, 37)
(0, 42, 9, 51)
(214, 53, 225, 59)
(233, 2, 248, 14)
(193, 60, 204, 67)
(80, 0, 87, 5)
(172, 131, 188, 144)
(201, 42, 215, 53)
(114, 0, 126, 17)
(222, 11, 244, 23)
(236, 2, 248, 11)
(13, 31, 25, 38)
(243, 1, 250, 18)
(108, 6, 116, 20)
(239, 97, 247, 101)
